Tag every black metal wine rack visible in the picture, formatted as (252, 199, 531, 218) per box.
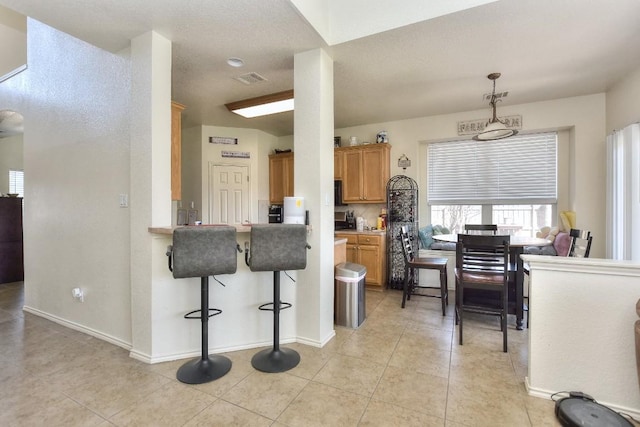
(386, 175, 418, 290)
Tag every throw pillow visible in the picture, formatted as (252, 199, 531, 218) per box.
(560, 211, 576, 231)
(553, 232, 571, 256)
(418, 225, 434, 249)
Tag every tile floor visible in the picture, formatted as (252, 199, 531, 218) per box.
(0, 281, 562, 426)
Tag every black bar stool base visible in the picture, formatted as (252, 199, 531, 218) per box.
(251, 347, 300, 373)
(177, 355, 232, 384)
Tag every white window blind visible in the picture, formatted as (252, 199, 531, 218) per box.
(427, 132, 557, 204)
(9, 169, 24, 197)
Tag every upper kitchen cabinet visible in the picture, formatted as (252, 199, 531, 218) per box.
(171, 101, 185, 201)
(269, 151, 294, 205)
(339, 144, 391, 203)
(334, 150, 344, 180)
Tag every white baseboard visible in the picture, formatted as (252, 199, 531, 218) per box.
(23, 305, 335, 365)
(525, 376, 640, 420)
(22, 305, 132, 351)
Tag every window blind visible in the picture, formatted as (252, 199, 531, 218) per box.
(427, 132, 557, 204)
(9, 169, 24, 197)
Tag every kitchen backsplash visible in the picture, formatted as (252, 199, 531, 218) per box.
(336, 203, 385, 229)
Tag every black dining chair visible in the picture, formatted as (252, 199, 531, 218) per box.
(464, 224, 498, 235)
(399, 226, 448, 315)
(455, 233, 511, 352)
(568, 229, 593, 258)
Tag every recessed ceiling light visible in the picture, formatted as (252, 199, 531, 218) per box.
(225, 90, 294, 118)
(227, 57, 245, 68)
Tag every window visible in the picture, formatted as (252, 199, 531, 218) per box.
(9, 169, 24, 197)
(431, 205, 481, 233)
(427, 133, 557, 236)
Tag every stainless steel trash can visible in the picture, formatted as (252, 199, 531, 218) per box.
(335, 262, 367, 328)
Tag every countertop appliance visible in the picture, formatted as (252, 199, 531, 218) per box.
(283, 196, 305, 224)
(335, 210, 355, 230)
(268, 205, 282, 223)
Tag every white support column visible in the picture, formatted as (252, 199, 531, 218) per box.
(129, 31, 172, 360)
(293, 48, 336, 346)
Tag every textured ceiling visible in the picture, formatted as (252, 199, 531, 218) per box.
(1, 0, 640, 136)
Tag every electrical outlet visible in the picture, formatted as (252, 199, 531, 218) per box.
(119, 194, 128, 208)
(72, 287, 84, 302)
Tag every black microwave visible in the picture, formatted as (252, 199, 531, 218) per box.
(334, 180, 348, 206)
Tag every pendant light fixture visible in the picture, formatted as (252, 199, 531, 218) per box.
(473, 73, 517, 141)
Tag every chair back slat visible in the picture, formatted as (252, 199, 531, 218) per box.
(399, 226, 415, 262)
(568, 228, 592, 258)
(464, 224, 498, 235)
(456, 234, 510, 281)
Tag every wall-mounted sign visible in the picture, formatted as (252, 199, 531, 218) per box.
(209, 136, 238, 145)
(221, 150, 250, 159)
(398, 154, 411, 169)
(457, 115, 522, 136)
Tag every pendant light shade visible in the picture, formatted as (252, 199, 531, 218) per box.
(473, 73, 517, 141)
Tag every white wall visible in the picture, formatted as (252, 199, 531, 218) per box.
(334, 94, 607, 257)
(0, 133, 22, 193)
(524, 255, 640, 416)
(606, 66, 640, 134)
(0, 5, 26, 81)
(196, 125, 280, 224)
(0, 19, 133, 344)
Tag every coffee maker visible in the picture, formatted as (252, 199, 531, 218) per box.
(268, 205, 283, 223)
(335, 210, 355, 230)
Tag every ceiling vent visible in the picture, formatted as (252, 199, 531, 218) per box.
(234, 72, 268, 85)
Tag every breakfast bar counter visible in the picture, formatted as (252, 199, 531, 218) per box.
(142, 225, 297, 363)
(139, 224, 338, 364)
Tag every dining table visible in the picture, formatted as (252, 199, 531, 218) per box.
(432, 233, 551, 330)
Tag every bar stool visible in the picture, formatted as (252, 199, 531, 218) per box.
(245, 224, 310, 373)
(166, 226, 240, 384)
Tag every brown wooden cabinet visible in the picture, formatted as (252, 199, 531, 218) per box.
(269, 152, 294, 205)
(171, 101, 185, 201)
(0, 197, 24, 284)
(334, 150, 344, 180)
(337, 144, 390, 203)
(335, 232, 387, 289)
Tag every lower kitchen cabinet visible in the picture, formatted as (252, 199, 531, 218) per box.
(335, 232, 387, 290)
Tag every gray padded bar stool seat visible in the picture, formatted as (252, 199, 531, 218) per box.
(167, 226, 239, 384)
(246, 224, 309, 373)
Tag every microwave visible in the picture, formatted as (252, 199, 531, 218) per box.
(334, 180, 348, 206)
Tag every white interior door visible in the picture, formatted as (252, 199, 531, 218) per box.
(209, 163, 250, 225)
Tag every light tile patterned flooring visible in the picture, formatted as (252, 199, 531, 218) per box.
(0, 281, 561, 426)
